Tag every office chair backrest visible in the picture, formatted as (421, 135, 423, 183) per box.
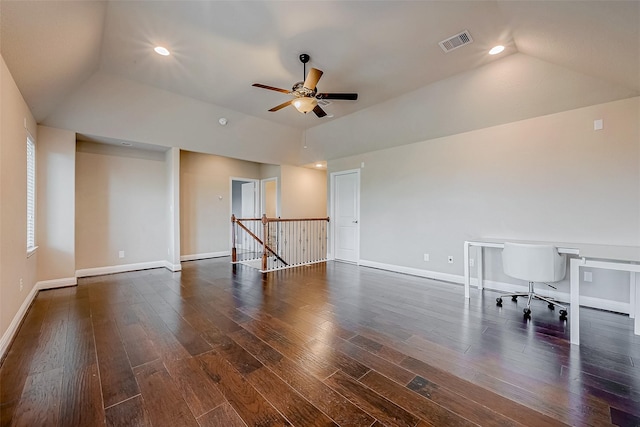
(502, 242, 567, 283)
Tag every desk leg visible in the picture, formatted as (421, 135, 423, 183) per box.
(630, 271, 636, 319)
(464, 242, 470, 299)
(570, 258, 580, 345)
(477, 246, 484, 291)
(634, 273, 640, 335)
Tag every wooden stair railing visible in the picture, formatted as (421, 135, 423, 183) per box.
(231, 214, 329, 272)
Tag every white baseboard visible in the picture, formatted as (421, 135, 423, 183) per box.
(36, 277, 77, 290)
(180, 251, 229, 262)
(358, 259, 631, 314)
(164, 261, 182, 272)
(359, 259, 462, 284)
(75, 260, 167, 278)
(477, 279, 630, 314)
(0, 284, 39, 361)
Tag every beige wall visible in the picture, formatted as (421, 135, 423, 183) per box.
(260, 163, 281, 217)
(180, 150, 261, 256)
(329, 97, 640, 301)
(75, 142, 168, 270)
(36, 125, 76, 281)
(264, 180, 277, 217)
(280, 165, 327, 218)
(0, 56, 38, 346)
(45, 72, 303, 166)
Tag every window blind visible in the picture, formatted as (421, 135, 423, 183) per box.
(27, 135, 35, 249)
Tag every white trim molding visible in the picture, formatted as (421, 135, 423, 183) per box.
(358, 259, 631, 314)
(75, 260, 167, 278)
(478, 279, 630, 314)
(359, 260, 461, 284)
(164, 261, 182, 272)
(0, 285, 39, 361)
(37, 277, 77, 290)
(180, 251, 230, 262)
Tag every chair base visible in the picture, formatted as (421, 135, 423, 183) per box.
(495, 282, 567, 319)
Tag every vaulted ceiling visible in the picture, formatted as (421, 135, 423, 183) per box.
(1, 1, 638, 165)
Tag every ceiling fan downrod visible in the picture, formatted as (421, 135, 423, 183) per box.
(299, 53, 310, 82)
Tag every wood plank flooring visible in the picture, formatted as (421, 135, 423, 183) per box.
(2, 258, 640, 426)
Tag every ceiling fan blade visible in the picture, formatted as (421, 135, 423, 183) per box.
(316, 93, 358, 100)
(252, 83, 290, 94)
(312, 105, 327, 118)
(268, 100, 293, 112)
(303, 68, 323, 90)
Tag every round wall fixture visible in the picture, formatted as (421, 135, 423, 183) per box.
(218, 118, 228, 126)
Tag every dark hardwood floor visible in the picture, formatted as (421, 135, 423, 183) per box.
(2, 258, 640, 426)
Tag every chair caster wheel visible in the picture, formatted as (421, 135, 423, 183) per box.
(548, 303, 555, 310)
(559, 310, 567, 319)
(496, 297, 503, 307)
(523, 308, 531, 317)
(511, 296, 518, 302)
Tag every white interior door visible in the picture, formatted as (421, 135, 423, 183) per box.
(333, 170, 359, 263)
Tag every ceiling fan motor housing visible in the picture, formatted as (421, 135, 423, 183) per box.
(292, 82, 316, 98)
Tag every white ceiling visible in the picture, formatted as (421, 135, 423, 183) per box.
(1, 1, 639, 163)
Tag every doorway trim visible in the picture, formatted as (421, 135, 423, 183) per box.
(329, 168, 361, 264)
(230, 177, 260, 251)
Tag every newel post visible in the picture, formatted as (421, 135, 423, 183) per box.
(261, 214, 268, 271)
(231, 214, 237, 263)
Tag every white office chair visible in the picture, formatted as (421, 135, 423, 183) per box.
(497, 242, 568, 319)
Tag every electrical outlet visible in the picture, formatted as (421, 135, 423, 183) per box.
(584, 271, 593, 282)
(469, 258, 475, 267)
(448, 256, 454, 264)
(119, 250, 125, 259)
(19, 278, 23, 292)
(423, 253, 429, 262)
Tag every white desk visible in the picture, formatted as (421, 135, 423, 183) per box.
(463, 238, 640, 345)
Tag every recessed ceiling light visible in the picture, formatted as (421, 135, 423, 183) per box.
(489, 45, 505, 55)
(154, 46, 170, 56)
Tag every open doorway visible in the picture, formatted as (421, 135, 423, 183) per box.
(230, 178, 260, 255)
(231, 178, 259, 219)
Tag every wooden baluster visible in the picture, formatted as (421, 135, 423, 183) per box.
(231, 215, 237, 263)
(261, 214, 268, 271)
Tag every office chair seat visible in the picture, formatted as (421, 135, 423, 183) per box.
(497, 242, 568, 319)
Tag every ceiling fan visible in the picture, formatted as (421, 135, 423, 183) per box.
(252, 54, 358, 118)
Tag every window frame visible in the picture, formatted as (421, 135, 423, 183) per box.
(26, 132, 37, 256)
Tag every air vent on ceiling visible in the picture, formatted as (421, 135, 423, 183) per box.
(439, 30, 473, 53)
(317, 99, 332, 107)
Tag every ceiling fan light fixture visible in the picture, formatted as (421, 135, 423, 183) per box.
(293, 97, 317, 113)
